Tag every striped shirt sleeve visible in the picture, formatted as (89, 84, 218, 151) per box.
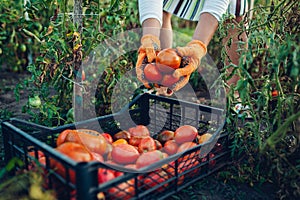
(138, 0, 163, 26)
(200, 0, 231, 21)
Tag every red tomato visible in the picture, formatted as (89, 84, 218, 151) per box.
(174, 125, 198, 144)
(142, 170, 168, 192)
(163, 140, 179, 155)
(129, 136, 144, 147)
(156, 48, 181, 73)
(56, 129, 76, 146)
(160, 74, 180, 88)
(64, 129, 109, 155)
(177, 142, 197, 153)
(157, 130, 175, 144)
(111, 144, 140, 165)
(128, 125, 150, 137)
(144, 63, 163, 82)
(154, 139, 163, 150)
(53, 142, 94, 183)
(91, 152, 104, 162)
(272, 90, 278, 97)
(177, 142, 199, 162)
(98, 168, 116, 183)
(178, 158, 200, 179)
(113, 130, 131, 141)
(102, 133, 113, 144)
(108, 179, 135, 200)
(138, 137, 156, 153)
(136, 150, 164, 169)
(201, 153, 216, 167)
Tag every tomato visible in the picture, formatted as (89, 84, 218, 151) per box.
(56, 129, 75, 146)
(91, 152, 104, 162)
(53, 142, 94, 183)
(178, 158, 200, 181)
(113, 138, 128, 146)
(98, 168, 116, 184)
(108, 179, 135, 200)
(154, 139, 163, 150)
(29, 95, 41, 108)
(177, 142, 197, 153)
(198, 133, 212, 144)
(138, 137, 156, 153)
(128, 125, 150, 137)
(160, 74, 180, 88)
(56, 142, 93, 161)
(136, 150, 164, 169)
(201, 153, 216, 167)
(102, 133, 113, 144)
(113, 130, 131, 141)
(157, 130, 175, 144)
(174, 125, 198, 144)
(63, 129, 109, 155)
(177, 142, 198, 162)
(156, 48, 181, 73)
(129, 136, 144, 147)
(272, 90, 278, 97)
(163, 140, 179, 155)
(142, 170, 168, 192)
(144, 63, 163, 82)
(111, 144, 140, 165)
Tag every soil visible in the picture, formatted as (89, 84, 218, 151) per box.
(0, 68, 280, 199)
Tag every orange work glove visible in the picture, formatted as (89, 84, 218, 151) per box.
(170, 40, 207, 92)
(136, 34, 161, 88)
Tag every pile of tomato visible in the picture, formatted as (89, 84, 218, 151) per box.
(28, 124, 220, 199)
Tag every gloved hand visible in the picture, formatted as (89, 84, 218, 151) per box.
(136, 34, 161, 88)
(170, 40, 207, 91)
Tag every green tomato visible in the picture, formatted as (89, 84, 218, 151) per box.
(29, 95, 41, 108)
(20, 44, 26, 52)
(66, 108, 74, 121)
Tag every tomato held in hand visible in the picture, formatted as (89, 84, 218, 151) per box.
(160, 74, 180, 88)
(144, 63, 163, 82)
(174, 125, 198, 144)
(111, 143, 140, 165)
(156, 48, 181, 73)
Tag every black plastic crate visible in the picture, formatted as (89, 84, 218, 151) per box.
(2, 93, 231, 200)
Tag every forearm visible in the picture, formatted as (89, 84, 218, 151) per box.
(194, 0, 230, 46)
(142, 18, 161, 38)
(138, 0, 163, 37)
(192, 13, 219, 46)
